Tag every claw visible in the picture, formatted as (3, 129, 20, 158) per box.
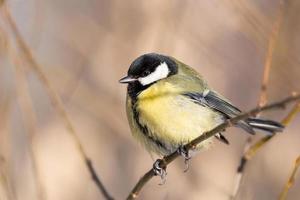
(177, 146, 192, 172)
(183, 158, 191, 172)
(153, 159, 167, 185)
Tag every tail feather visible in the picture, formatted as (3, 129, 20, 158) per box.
(247, 118, 284, 133)
(237, 121, 255, 135)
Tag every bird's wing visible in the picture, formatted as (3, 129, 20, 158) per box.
(183, 90, 241, 118)
(184, 90, 261, 135)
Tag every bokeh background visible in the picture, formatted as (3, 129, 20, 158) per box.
(0, 0, 300, 200)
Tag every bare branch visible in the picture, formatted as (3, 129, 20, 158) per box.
(281, 101, 300, 126)
(13, 55, 47, 200)
(232, 99, 300, 199)
(232, 1, 286, 198)
(0, 96, 15, 200)
(0, 155, 15, 200)
(258, 0, 285, 107)
(127, 94, 300, 200)
(279, 156, 300, 200)
(0, 4, 114, 200)
(279, 102, 300, 200)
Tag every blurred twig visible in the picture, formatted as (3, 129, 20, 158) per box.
(127, 94, 300, 200)
(231, 1, 286, 198)
(0, 155, 14, 200)
(279, 156, 300, 200)
(0, 4, 114, 200)
(278, 102, 300, 200)
(258, 0, 285, 107)
(0, 156, 10, 200)
(12, 54, 47, 200)
(232, 0, 270, 43)
(281, 101, 300, 125)
(233, 101, 300, 200)
(0, 99, 16, 200)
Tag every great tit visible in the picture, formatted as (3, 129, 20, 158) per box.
(119, 53, 284, 157)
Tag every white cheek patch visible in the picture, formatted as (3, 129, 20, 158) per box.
(138, 62, 169, 86)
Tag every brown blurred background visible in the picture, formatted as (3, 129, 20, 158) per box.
(0, 0, 300, 200)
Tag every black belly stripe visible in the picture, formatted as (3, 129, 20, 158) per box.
(128, 81, 170, 152)
(132, 103, 169, 152)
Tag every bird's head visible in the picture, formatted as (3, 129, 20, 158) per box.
(119, 53, 178, 86)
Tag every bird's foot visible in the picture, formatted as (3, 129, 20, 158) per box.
(153, 159, 167, 185)
(177, 146, 192, 172)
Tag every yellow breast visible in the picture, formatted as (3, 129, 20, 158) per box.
(135, 81, 223, 155)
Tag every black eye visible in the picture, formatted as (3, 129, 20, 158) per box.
(142, 70, 151, 77)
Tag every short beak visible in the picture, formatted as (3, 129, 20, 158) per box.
(119, 76, 137, 84)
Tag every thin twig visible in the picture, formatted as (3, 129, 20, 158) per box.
(281, 101, 300, 126)
(127, 94, 300, 200)
(0, 4, 114, 200)
(279, 102, 300, 200)
(258, 0, 285, 107)
(232, 100, 300, 199)
(13, 54, 47, 200)
(0, 96, 15, 200)
(0, 155, 14, 200)
(279, 156, 300, 200)
(231, 137, 252, 199)
(231, 1, 286, 198)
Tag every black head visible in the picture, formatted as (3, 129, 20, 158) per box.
(119, 53, 178, 86)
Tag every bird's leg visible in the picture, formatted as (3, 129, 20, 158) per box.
(178, 146, 192, 172)
(153, 159, 167, 185)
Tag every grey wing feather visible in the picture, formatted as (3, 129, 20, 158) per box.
(183, 90, 283, 135)
(184, 90, 256, 135)
(184, 90, 241, 118)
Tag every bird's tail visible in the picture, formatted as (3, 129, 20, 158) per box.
(237, 118, 284, 135)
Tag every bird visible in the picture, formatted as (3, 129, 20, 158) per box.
(119, 53, 284, 175)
